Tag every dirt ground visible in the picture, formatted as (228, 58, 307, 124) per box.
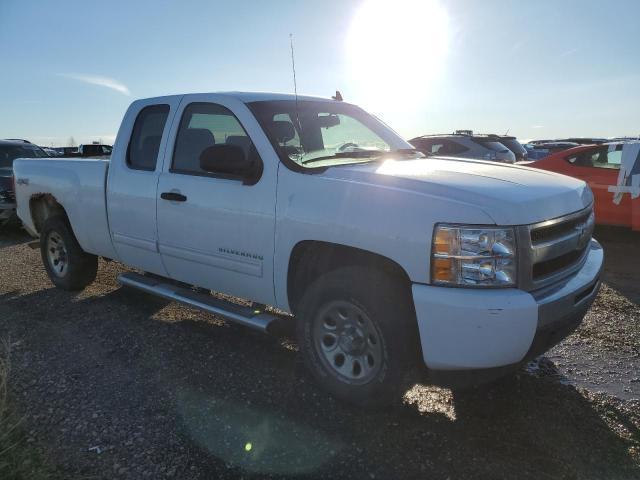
(0, 225, 638, 479)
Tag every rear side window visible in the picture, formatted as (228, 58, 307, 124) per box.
(472, 139, 509, 152)
(127, 104, 170, 171)
(171, 102, 258, 176)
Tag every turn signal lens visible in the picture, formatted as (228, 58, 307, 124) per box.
(432, 257, 455, 282)
(433, 227, 454, 255)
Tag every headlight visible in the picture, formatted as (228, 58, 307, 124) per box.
(431, 225, 517, 287)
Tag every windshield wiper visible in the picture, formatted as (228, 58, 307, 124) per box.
(301, 150, 385, 165)
(300, 148, 426, 165)
(386, 148, 428, 157)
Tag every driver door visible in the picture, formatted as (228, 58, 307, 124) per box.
(156, 94, 277, 305)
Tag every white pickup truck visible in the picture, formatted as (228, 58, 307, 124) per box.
(14, 92, 603, 407)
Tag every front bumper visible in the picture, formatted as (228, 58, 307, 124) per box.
(412, 239, 603, 377)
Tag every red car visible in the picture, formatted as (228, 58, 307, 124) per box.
(529, 142, 640, 230)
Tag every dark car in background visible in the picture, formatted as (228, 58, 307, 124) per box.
(54, 144, 112, 158)
(0, 140, 49, 227)
(54, 146, 79, 156)
(523, 141, 580, 161)
(78, 144, 112, 157)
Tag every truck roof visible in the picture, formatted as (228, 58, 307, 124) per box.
(138, 91, 338, 104)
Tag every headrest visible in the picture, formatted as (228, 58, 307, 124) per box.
(226, 135, 251, 149)
(180, 128, 215, 145)
(272, 121, 295, 143)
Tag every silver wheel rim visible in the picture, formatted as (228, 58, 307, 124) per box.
(46, 231, 68, 278)
(312, 300, 383, 385)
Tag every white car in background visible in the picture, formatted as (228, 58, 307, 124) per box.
(409, 132, 517, 163)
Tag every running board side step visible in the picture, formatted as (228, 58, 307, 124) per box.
(117, 272, 278, 333)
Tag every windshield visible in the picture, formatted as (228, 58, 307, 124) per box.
(0, 144, 48, 168)
(248, 100, 421, 168)
(499, 138, 527, 156)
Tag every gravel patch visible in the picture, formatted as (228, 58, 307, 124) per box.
(0, 226, 638, 479)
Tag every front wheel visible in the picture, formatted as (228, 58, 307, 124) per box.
(296, 266, 418, 408)
(40, 215, 98, 291)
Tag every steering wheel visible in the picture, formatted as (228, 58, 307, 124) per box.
(337, 142, 360, 152)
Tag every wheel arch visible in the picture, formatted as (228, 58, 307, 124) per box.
(286, 240, 413, 315)
(29, 194, 69, 234)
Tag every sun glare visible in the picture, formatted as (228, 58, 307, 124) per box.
(347, 0, 449, 113)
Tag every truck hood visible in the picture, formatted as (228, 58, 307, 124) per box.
(323, 157, 592, 225)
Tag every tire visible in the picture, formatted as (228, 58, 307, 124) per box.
(0, 211, 17, 230)
(296, 265, 418, 408)
(40, 215, 98, 291)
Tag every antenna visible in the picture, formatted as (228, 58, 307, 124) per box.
(505, 128, 510, 135)
(289, 33, 302, 143)
(289, 34, 299, 105)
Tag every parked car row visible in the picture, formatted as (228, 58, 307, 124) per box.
(0, 139, 113, 228)
(51, 144, 113, 158)
(407, 129, 639, 230)
(0, 140, 50, 227)
(2, 139, 113, 158)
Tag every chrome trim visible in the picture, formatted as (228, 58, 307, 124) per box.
(518, 205, 594, 291)
(433, 253, 514, 260)
(534, 240, 603, 328)
(117, 272, 276, 332)
(528, 206, 592, 238)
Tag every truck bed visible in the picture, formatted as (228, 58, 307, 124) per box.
(13, 158, 117, 259)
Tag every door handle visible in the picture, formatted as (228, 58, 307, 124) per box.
(160, 192, 187, 202)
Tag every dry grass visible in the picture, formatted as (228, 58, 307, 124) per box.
(0, 339, 59, 479)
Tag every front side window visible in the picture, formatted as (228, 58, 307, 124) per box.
(127, 104, 170, 171)
(439, 140, 469, 155)
(249, 100, 421, 168)
(591, 149, 621, 169)
(172, 102, 258, 176)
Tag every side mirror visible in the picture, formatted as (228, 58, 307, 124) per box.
(199, 144, 254, 177)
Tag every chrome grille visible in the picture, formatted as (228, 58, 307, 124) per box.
(517, 206, 594, 291)
(530, 209, 592, 245)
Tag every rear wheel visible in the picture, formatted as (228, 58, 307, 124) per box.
(296, 266, 417, 408)
(40, 215, 98, 290)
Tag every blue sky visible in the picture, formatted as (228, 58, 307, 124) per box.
(1, 0, 638, 146)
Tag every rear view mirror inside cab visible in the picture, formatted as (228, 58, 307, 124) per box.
(317, 113, 340, 129)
